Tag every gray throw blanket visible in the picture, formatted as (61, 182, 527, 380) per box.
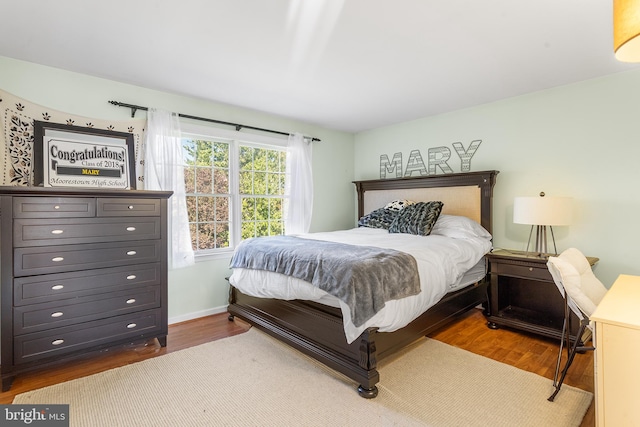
(230, 236, 421, 327)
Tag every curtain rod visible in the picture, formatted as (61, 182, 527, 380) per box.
(108, 101, 321, 142)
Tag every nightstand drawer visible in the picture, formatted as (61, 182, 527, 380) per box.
(14, 286, 161, 334)
(14, 263, 162, 306)
(495, 263, 552, 282)
(14, 309, 163, 363)
(14, 217, 161, 246)
(98, 198, 161, 217)
(13, 197, 95, 218)
(14, 241, 162, 276)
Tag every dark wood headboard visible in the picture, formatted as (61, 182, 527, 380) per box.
(353, 170, 499, 234)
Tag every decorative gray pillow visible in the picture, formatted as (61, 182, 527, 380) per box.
(358, 208, 399, 230)
(388, 201, 444, 236)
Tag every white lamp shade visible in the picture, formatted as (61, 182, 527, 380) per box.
(614, 0, 640, 62)
(513, 196, 572, 226)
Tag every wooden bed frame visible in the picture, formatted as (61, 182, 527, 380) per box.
(228, 170, 499, 398)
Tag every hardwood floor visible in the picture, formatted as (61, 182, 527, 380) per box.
(0, 308, 593, 426)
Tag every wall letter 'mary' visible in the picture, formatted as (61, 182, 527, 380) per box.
(379, 140, 482, 178)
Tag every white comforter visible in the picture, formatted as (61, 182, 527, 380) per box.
(229, 227, 491, 343)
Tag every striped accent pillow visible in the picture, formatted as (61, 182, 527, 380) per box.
(388, 201, 444, 236)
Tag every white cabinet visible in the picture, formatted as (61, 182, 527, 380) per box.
(591, 274, 640, 427)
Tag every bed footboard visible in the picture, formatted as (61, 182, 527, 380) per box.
(227, 280, 488, 398)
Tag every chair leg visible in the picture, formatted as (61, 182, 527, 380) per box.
(551, 313, 568, 387)
(548, 321, 590, 402)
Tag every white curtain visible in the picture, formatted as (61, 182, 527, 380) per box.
(285, 132, 313, 235)
(144, 109, 195, 269)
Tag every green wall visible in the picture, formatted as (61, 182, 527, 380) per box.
(0, 56, 356, 323)
(5, 53, 639, 319)
(354, 69, 640, 287)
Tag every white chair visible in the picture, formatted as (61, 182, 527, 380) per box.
(546, 247, 608, 402)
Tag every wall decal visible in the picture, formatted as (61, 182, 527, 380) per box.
(379, 140, 482, 178)
(379, 152, 403, 178)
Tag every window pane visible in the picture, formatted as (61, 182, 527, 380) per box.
(239, 171, 252, 194)
(184, 167, 196, 193)
(241, 197, 255, 221)
(215, 196, 229, 222)
(267, 173, 280, 195)
(254, 172, 267, 194)
(270, 198, 282, 220)
(186, 196, 197, 222)
(255, 197, 269, 220)
(215, 223, 230, 248)
(256, 221, 269, 236)
(213, 142, 229, 168)
(197, 197, 214, 222)
(269, 220, 283, 235)
(195, 167, 212, 194)
(267, 150, 280, 172)
(253, 148, 267, 171)
(197, 223, 215, 250)
(182, 139, 196, 165)
(239, 146, 253, 170)
(241, 221, 256, 240)
(195, 140, 212, 166)
(213, 168, 229, 194)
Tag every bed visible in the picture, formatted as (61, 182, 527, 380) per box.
(227, 170, 498, 398)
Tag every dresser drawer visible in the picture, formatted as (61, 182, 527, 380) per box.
(98, 198, 161, 217)
(14, 263, 162, 306)
(494, 262, 552, 282)
(14, 310, 163, 363)
(13, 197, 95, 218)
(14, 217, 161, 247)
(14, 241, 162, 276)
(14, 286, 161, 335)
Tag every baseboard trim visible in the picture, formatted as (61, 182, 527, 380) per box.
(168, 305, 228, 325)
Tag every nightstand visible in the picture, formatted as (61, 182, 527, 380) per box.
(485, 249, 599, 343)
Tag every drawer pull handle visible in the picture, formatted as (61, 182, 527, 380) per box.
(126, 298, 136, 304)
(52, 339, 64, 345)
(51, 229, 64, 235)
(127, 323, 137, 329)
(126, 275, 137, 280)
(52, 257, 64, 262)
(126, 250, 137, 256)
(54, 205, 60, 210)
(51, 284, 64, 290)
(51, 312, 64, 318)
(128, 205, 134, 210)
(126, 226, 136, 232)
(529, 267, 533, 272)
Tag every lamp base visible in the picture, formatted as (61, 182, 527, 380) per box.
(525, 225, 558, 258)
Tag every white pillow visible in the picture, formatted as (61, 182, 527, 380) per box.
(430, 214, 492, 239)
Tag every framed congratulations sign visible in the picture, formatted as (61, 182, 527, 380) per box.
(33, 121, 136, 189)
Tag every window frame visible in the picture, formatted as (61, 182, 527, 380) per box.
(180, 122, 288, 262)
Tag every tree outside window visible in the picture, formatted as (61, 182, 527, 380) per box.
(183, 136, 286, 253)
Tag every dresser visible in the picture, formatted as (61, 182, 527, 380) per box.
(591, 274, 640, 427)
(485, 249, 598, 343)
(0, 186, 172, 391)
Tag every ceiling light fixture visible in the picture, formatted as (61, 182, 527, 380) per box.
(614, 0, 640, 62)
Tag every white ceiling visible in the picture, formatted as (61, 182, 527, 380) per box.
(1, 0, 638, 133)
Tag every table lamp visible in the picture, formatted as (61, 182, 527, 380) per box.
(513, 192, 572, 257)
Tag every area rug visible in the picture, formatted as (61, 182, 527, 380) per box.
(13, 328, 592, 427)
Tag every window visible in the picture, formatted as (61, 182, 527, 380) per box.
(182, 127, 287, 255)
